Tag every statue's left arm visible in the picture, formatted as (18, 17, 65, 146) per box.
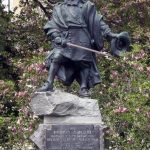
(98, 10, 130, 56)
(82, 1, 118, 49)
(99, 17, 118, 40)
(83, 1, 130, 55)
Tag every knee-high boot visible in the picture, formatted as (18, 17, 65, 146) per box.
(37, 62, 60, 92)
(78, 67, 91, 97)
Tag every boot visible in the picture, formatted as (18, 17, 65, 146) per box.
(78, 87, 91, 98)
(36, 81, 53, 92)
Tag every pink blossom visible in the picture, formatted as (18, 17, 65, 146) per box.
(110, 70, 118, 78)
(111, 82, 117, 87)
(132, 63, 144, 72)
(15, 91, 27, 97)
(42, 69, 48, 73)
(11, 127, 17, 133)
(26, 77, 38, 84)
(19, 107, 30, 116)
(27, 64, 34, 71)
(35, 63, 45, 73)
(146, 67, 150, 75)
(132, 63, 139, 69)
(114, 107, 128, 114)
(135, 50, 146, 60)
(145, 124, 150, 129)
(27, 63, 45, 73)
(29, 126, 33, 132)
(127, 138, 134, 144)
(18, 80, 23, 83)
(29, 123, 33, 132)
(137, 66, 144, 72)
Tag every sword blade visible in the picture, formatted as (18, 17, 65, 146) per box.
(67, 42, 112, 57)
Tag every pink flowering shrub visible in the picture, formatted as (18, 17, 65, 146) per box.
(114, 107, 128, 114)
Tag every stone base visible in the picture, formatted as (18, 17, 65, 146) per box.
(30, 124, 104, 150)
(30, 90, 105, 150)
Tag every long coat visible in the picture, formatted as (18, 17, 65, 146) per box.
(44, 0, 111, 88)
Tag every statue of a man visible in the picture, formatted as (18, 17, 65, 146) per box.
(37, 0, 125, 97)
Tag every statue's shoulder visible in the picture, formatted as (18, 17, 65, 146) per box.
(54, 2, 63, 8)
(82, 0, 95, 8)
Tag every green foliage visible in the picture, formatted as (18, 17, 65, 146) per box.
(0, 3, 7, 50)
(93, 0, 150, 149)
(0, 117, 4, 126)
(0, 0, 150, 149)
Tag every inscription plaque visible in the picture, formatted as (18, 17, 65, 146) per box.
(45, 125, 100, 150)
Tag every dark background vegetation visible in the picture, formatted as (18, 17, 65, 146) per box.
(0, 0, 150, 149)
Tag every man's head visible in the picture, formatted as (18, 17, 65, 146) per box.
(64, 0, 83, 5)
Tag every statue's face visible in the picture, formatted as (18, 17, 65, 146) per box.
(65, 0, 78, 1)
(65, 0, 80, 4)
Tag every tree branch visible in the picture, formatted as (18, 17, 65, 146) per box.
(33, 0, 52, 19)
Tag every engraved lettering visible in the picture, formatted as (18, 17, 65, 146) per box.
(46, 125, 100, 150)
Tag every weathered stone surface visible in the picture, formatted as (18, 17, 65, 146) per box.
(30, 90, 101, 117)
(44, 116, 103, 124)
(30, 124, 47, 150)
(30, 90, 104, 150)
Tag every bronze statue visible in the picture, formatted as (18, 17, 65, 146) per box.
(37, 0, 130, 97)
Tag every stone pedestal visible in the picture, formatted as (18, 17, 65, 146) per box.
(30, 90, 104, 150)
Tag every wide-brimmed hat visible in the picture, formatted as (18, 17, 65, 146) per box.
(111, 31, 131, 56)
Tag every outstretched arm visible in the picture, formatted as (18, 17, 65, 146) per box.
(99, 16, 118, 41)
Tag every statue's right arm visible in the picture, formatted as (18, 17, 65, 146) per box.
(44, 5, 61, 38)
